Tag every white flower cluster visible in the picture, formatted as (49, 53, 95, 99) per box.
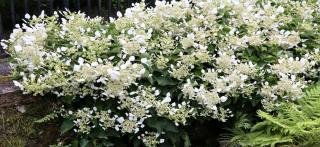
(2, 0, 320, 146)
(138, 131, 166, 147)
(69, 107, 145, 134)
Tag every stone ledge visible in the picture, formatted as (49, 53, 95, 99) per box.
(0, 80, 38, 109)
(0, 80, 19, 95)
(0, 58, 10, 76)
(0, 61, 10, 78)
(0, 55, 17, 95)
(0, 92, 40, 109)
(0, 75, 11, 83)
(0, 53, 39, 109)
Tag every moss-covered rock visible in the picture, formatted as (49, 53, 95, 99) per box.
(0, 100, 59, 147)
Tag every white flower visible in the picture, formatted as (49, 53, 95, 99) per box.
(25, 13, 31, 19)
(61, 47, 67, 52)
(30, 74, 36, 81)
(117, 11, 123, 17)
(39, 10, 45, 18)
(187, 33, 195, 40)
(139, 68, 146, 75)
(117, 117, 125, 124)
(14, 45, 23, 52)
(140, 47, 146, 53)
(134, 128, 140, 133)
(276, 6, 285, 13)
(91, 62, 98, 67)
(141, 58, 148, 64)
(107, 68, 120, 80)
(220, 96, 228, 102)
(65, 59, 71, 66)
(22, 35, 36, 45)
(154, 90, 160, 96)
(125, 9, 133, 18)
(78, 57, 84, 65)
(68, 111, 73, 115)
(0, 42, 8, 49)
(109, 17, 115, 23)
(73, 65, 81, 72)
(129, 56, 135, 62)
(13, 80, 23, 89)
(97, 77, 107, 84)
(108, 56, 115, 60)
(86, 27, 91, 32)
(240, 75, 248, 81)
(95, 31, 101, 38)
(159, 139, 165, 143)
(162, 93, 171, 103)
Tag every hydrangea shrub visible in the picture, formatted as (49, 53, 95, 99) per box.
(1, 0, 320, 146)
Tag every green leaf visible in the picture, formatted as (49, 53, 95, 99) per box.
(105, 129, 121, 137)
(71, 139, 79, 147)
(177, 93, 183, 101)
(147, 76, 154, 84)
(155, 77, 178, 86)
(182, 131, 191, 147)
(247, 48, 253, 56)
(133, 137, 142, 147)
(80, 139, 89, 147)
(102, 140, 114, 147)
(61, 95, 74, 105)
(93, 129, 109, 139)
(145, 117, 179, 133)
(60, 120, 74, 134)
(108, 46, 121, 54)
(166, 131, 181, 145)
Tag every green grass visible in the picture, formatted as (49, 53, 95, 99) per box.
(0, 96, 59, 147)
(0, 110, 36, 147)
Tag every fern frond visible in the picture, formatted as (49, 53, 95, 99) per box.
(35, 112, 59, 123)
(227, 84, 320, 146)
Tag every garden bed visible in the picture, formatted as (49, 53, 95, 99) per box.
(1, 0, 320, 146)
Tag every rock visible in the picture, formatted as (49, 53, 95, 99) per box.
(0, 89, 39, 109)
(16, 105, 26, 113)
(0, 81, 19, 95)
(0, 80, 39, 109)
(0, 58, 10, 76)
(0, 55, 39, 109)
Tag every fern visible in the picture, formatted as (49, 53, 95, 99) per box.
(227, 84, 320, 147)
(35, 112, 59, 123)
